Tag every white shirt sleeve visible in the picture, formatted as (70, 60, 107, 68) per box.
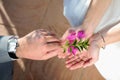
(0, 36, 13, 63)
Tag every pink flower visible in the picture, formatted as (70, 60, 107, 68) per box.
(68, 46, 78, 55)
(67, 32, 76, 44)
(62, 30, 89, 55)
(77, 30, 85, 39)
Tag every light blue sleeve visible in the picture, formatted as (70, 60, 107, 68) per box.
(63, 0, 91, 27)
(0, 36, 13, 63)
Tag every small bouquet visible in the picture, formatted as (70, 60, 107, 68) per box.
(63, 30, 89, 55)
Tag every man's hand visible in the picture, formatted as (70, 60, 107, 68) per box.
(16, 29, 61, 60)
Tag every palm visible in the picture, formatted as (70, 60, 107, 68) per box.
(83, 41, 100, 67)
(58, 28, 85, 58)
(65, 40, 100, 70)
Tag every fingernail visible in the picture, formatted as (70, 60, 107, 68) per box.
(70, 68, 73, 70)
(83, 66, 86, 68)
(58, 55, 62, 58)
(65, 61, 68, 64)
(62, 56, 65, 58)
(66, 65, 70, 68)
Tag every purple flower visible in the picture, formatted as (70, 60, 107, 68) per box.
(67, 32, 76, 43)
(77, 30, 85, 39)
(68, 46, 78, 55)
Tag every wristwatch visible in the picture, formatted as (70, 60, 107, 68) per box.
(8, 36, 19, 59)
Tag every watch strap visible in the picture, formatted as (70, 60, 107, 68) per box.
(0, 36, 14, 63)
(8, 36, 19, 59)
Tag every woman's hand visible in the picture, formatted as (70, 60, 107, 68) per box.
(58, 28, 83, 58)
(65, 35, 100, 70)
(57, 28, 76, 59)
(16, 29, 61, 60)
(58, 26, 92, 58)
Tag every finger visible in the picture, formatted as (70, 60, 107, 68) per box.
(61, 28, 76, 40)
(69, 60, 84, 70)
(45, 42, 61, 52)
(57, 48, 68, 59)
(66, 60, 76, 68)
(58, 52, 72, 59)
(83, 55, 99, 68)
(38, 29, 49, 32)
(66, 52, 83, 63)
(46, 31, 56, 36)
(67, 54, 74, 59)
(81, 56, 89, 61)
(34, 29, 52, 37)
(40, 49, 58, 60)
(45, 35, 60, 43)
(66, 56, 79, 64)
(83, 58, 94, 68)
(66, 58, 82, 68)
(58, 52, 68, 59)
(66, 55, 75, 63)
(45, 35, 61, 50)
(38, 29, 56, 37)
(66, 59, 84, 69)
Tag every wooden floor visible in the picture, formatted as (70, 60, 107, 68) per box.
(13, 58, 104, 80)
(0, 0, 105, 80)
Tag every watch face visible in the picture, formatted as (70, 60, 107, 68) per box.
(8, 36, 19, 59)
(8, 41, 17, 52)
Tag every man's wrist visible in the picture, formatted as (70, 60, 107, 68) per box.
(8, 36, 19, 59)
(16, 38, 24, 58)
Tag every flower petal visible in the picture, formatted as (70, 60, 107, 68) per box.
(67, 32, 76, 41)
(68, 46, 78, 55)
(77, 30, 85, 39)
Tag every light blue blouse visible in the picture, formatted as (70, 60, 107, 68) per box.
(64, 0, 91, 27)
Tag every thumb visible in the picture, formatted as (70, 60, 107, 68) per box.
(61, 28, 76, 40)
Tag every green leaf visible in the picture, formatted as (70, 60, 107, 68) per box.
(75, 45, 81, 52)
(65, 40, 69, 46)
(80, 46, 83, 50)
(78, 41, 82, 46)
(63, 48, 66, 53)
(83, 45, 87, 50)
(73, 39, 77, 45)
(70, 47, 72, 53)
(62, 46, 67, 53)
(85, 39, 89, 44)
(87, 44, 90, 46)
(82, 42, 85, 45)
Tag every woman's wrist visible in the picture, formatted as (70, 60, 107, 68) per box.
(90, 32, 106, 49)
(78, 26, 93, 38)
